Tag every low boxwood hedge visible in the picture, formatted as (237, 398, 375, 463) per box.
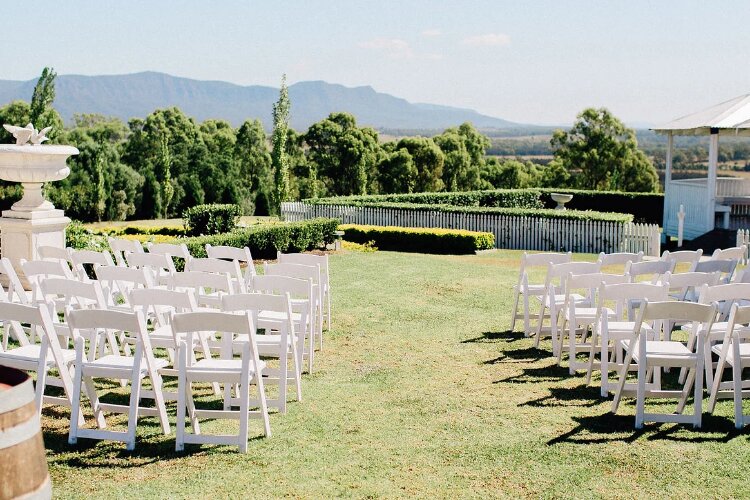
(183, 203, 242, 236)
(339, 224, 495, 254)
(327, 202, 633, 223)
(307, 187, 661, 223)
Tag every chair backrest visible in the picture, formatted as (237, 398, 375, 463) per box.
(95, 266, 154, 307)
(38, 245, 73, 264)
(70, 249, 115, 281)
(206, 244, 255, 276)
(171, 310, 260, 361)
(169, 271, 233, 308)
(697, 282, 750, 305)
(0, 302, 66, 364)
(692, 259, 737, 283)
(186, 258, 245, 292)
(544, 261, 601, 293)
(147, 242, 192, 262)
(597, 281, 669, 320)
(126, 251, 177, 284)
(222, 293, 294, 344)
(130, 288, 198, 330)
(0, 257, 28, 304)
(635, 300, 716, 342)
(725, 304, 750, 343)
(39, 278, 107, 315)
(250, 274, 313, 300)
(597, 252, 643, 267)
(625, 260, 674, 282)
(664, 271, 721, 301)
(712, 246, 745, 262)
(277, 252, 329, 287)
(68, 309, 158, 369)
(565, 272, 630, 306)
(516, 252, 571, 287)
(21, 258, 76, 301)
(662, 249, 703, 268)
(264, 262, 321, 286)
(108, 237, 144, 266)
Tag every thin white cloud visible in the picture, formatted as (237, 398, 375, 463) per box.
(461, 33, 511, 47)
(421, 29, 442, 37)
(358, 38, 414, 59)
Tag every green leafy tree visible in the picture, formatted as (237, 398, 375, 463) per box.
(271, 75, 291, 214)
(235, 119, 272, 213)
(395, 137, 444, 192)
(30, 67, 56, 125)
(538, 158, 571, 188)
(435, 122, 489, 191)
(377, 148, 417, 193)
(159, 134, 174, 218)
(304, 112, 380, 196)
(94, 152, 106, 221)
(551, 108, 658, 192)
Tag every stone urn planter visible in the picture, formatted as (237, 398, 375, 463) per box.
(0, 125, 78, 284)
(550, 192, 573, 210)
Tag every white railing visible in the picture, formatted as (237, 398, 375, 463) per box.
(736, 229, 750, 264)
(718, 177, 750, 198)
(665, 180, 710, 239)
(283, 202, 661, 256)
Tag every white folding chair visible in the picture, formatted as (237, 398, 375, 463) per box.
(0, 256, 29, 305)
(661, 249, 702, 272)
(21, 258, 76, 303)
(585, 282, 668, 397)
(597, 252, 643, 273)
(147, 242, 193, 266)
(70, 249, 116, 281)
(67, 309, 170, 450)
(108, 237, 144, 266)
(664, 271, 721, 302)
(707, 303, 750, 428)
(126, 251, 177, 286)
(557, 272, 629, 374)
(535, 261, 601, 353)
(625, 260, 674, 284)
(186, 257, 246, 294)
(692, 259, 737, 284)
(264, 262, 324, 350)
(95, 265, 154, 312)
(38, 245, 73, 266)
(169, 271, 233, 309)
(278, 252, 332, 331)
(510, 252, 571, 335)
(611, 301, 716, 429)
(0, 302, 78, 418)
(250, 274, 316, 373)
(712, 246, 745, 262)
(172, 311, 271, 453)
(223, 291, 302, 412)
(206, 244, 256, 291)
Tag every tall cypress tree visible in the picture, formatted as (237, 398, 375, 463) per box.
(271, 75, 290, 215)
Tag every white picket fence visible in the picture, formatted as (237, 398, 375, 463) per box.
(736, 229, 750, 264)
(283, 202, 662, 256)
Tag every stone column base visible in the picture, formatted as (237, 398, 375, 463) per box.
(0, 211, 70, 289)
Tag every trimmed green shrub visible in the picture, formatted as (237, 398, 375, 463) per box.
(339, 224, 495, 254)
(328, 202, 633, 223)
(66, 221, 109, 251)
(91, 224, 185, 237)
(310, 189, 542, 209)
(180, 218, 339, 259)
(537, 188, 663, 224)
(183, 204, 242, 236)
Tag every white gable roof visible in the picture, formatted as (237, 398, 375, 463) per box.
(653, 94, 750, 136)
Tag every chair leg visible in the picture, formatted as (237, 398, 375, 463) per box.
(34, 355, 49, 416)
(733, 359, 744, 429)
(256, 372, 271, 437)
(239, 361, 251, 453)
(677, 368, 696, 414)
(523, 294, 531, 336)
(635, 360, 646, 429)
(68, 349, 83, 445)
(125, 374, 142, 451)
(693, 363, 703, 429)
(510, 289, 520, 331)
(176, 344, 187, 452)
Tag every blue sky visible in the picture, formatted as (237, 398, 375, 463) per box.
(2, 1, 749, 125)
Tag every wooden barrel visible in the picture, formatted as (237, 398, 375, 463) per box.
(0, 366, 51, 500)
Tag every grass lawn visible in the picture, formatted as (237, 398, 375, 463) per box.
(42, 250, 750, 498)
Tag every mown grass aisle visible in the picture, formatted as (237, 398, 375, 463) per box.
(44, 250, 750, 498)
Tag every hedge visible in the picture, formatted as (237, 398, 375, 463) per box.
(537, 188, 663, 224)
(92, 225, 185, 237)
(326, 202, 633, 223)
(339, 224, 495, 254)
(309, 189, 543, 209)
(179, 218, 339, 259)
(307, 187, 661, 223)
(183, 203, 241, 236)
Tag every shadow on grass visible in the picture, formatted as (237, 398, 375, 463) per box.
(520, 385, 602, 408)
(462, 330, 525, 344)
(494, 362, 569, 384)
(548, 409, 748, 446)
(484, 346, 548, 365)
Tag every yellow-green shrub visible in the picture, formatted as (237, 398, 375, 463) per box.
(339, 225, 494, 254)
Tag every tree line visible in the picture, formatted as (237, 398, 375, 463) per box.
(0, 69, 660, 222)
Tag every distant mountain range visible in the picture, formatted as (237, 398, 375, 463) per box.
(0, 71, 523, 131)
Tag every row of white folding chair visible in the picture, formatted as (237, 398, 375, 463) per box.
(277, 252, 332, 332)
